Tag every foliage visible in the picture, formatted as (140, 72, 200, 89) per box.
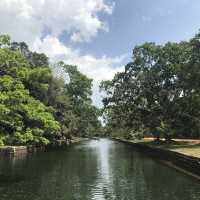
(0, 75, 60, 145)
(0, 35, 101, 146)
(101, 32, 200, 140)
(60, 62, 101, 137)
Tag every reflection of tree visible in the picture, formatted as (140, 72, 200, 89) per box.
(37, 149, 99, 200)
(0, 141, 199, 200)
(107, 146, 149, 199)
(141, 158, 199, 200)
(100, 143, 200, 200)
(0, 144, 99, 200)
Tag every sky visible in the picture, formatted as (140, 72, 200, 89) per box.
(0, 0, 200, 107)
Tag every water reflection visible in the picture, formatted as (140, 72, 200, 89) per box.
(0, 139, 199, 200)
(88, 139, 115, 199)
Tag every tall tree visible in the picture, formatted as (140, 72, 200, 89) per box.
(101, 33, 200, 140)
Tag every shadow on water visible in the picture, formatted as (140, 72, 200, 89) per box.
(0, 174, 26, 185)
(0, 138, 199, 200)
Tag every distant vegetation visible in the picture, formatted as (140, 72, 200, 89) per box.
(101, 32, 200, 140)
(0, 35, 101, 146)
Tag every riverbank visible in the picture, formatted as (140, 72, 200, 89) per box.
(113, 137, 200, 179)
(140, 138, 200, 158)
(0, 137, 87, 156)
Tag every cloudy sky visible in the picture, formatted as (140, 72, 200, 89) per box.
(1, 0, 200, 106)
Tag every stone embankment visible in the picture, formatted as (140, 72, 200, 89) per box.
(113, 138, 200, 179)
(0, 137, 87, 156)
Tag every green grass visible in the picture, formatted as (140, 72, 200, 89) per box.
(138, 138, 200, 158)
(116, 137, 200, 158)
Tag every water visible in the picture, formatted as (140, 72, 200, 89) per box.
(0, 139, 199, 200)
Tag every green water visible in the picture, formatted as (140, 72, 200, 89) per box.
(0, 139, 199, 200)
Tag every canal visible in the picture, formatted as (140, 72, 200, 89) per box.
(0, 139, 199, 200)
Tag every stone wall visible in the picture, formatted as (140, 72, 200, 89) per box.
(113, 138, 200, 178)
(0, 137, 87, 156)
(0, 145, 46, 156)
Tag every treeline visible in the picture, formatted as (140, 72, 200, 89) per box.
(0, 35, 101, 146)
(101, 32, 200, 140)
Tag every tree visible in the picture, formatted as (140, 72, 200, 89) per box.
(0, 75, 60, 145)
(101, 33, 200, 140)
(59, 62, 101, 137)
(0, 34, 101, 146)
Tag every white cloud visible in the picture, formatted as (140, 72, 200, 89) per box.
(0, 0, 126, 107)
(0, 0, 114, 43)
(33, 36, 126, 106)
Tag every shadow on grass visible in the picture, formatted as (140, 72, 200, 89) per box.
(141, 139, 200, 150)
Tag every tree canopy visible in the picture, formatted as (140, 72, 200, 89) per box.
(0, 35, 101, 146)
(101, 32, 200, 140)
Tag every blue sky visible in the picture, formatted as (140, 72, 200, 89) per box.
(61, 0, 200, 60)
(0, 0, 200, 106)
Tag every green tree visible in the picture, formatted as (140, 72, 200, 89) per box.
(0, 75, 60, 145)
(101, 33, 200, 140)
(0, 34, 102, 146)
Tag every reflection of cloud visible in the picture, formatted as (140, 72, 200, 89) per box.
(88, 139, 115, 200)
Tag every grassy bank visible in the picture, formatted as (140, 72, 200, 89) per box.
(139, 138, 200, 159)
(115, 137, 200, 158)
